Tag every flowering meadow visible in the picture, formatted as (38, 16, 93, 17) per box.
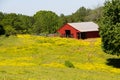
(0, 35, 120, 80)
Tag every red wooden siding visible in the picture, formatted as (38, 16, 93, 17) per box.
(57, 24, 80, 39)
(57, 23, 100, 39)
(85, 31, 100, 38)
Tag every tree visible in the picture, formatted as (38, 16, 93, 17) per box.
(99, 0, 120, 56)
(1, 13, 18, 27)
(18, 14, 34, 34)
(0, 12, 4, 22)
(33, 10, 59, 34)
(72, 7, 90, 22)
(85, 7, 103, 22)
(0, 25, 5, 35)
(0, 13, 20, 34)
(59, 14, 68, 26)
(4, 25, 16, 36)
(0, 13, 34, 34)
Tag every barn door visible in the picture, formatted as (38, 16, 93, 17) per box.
(81, 32, 86, 39)
(65, 30, 71, 37)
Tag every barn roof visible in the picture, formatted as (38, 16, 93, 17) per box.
(68, 22, 99, 32)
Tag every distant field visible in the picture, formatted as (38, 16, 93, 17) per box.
(0, 35, 120, 80)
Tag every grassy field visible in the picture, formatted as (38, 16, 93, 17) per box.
(0, 34, 120, 80)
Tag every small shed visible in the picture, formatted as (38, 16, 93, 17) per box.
(57, 22, 100, 39)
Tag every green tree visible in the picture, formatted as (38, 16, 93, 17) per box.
(4, 25, 16, 36)
(99, 0, 120, 56)
(72, 7, 90, 22)
(59, 14, 67, 26)
(0, 13, 34, 34)
(0, 25, 5, 35)
(33, 10, 60, 34)
(1, 13, 18, 27)
(85, 7, 103, 22)
(0, 12, 4, 22)
(18, 14, 34, 34)
(0, 13, 20, 34)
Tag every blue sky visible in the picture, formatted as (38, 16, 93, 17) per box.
(0, 0, 105, 16)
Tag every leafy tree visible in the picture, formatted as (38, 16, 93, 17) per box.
(85, 7, 103, 22)
(1, 13, 18, 27)
(0, 13, 34, 34)
(66, 15, 74, 23)
(0, 25, 5, 35)
(0, 13, 21, 34)
(18, 14, 34, 34)
(32, 21, 42, 34)
(0, 12, 4, 22)
(72, 7, 90, 22)
(33, 10, 59, 34)
(99, 0, 120, 56)
(59, 14, 68, 26)
(4, 25, 16, 36)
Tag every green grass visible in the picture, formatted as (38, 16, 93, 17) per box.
(0, 35, 120, 80)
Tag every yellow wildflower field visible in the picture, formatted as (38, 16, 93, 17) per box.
(0, 34, 120, 80)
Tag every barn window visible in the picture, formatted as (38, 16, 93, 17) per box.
(65, 30, 71, 37)
(81, 32, 86, 39)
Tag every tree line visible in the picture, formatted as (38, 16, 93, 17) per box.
(0, 6, 103, 36)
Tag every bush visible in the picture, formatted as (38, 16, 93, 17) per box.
(4, 25, 16, 36)
(64, 60, 75, 68)
(0, 25, 5, 35)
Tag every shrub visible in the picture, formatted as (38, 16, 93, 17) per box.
(0, 25, 5, 35)
(64, 60, 75, 68)
(4, 25, 16, 36)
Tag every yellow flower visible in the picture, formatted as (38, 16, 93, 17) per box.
(42, 62, 65, 68)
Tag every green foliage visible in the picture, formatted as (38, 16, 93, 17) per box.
(1, 13, 18, 27)
(0, 6, 103, 35)
(59, 14, 68, 26)
(59, 6, 103, 24)
(0, 12, 4, 21)
(65, 60, 75, 68)
(18, 15, 34, 34)
(72, 7, 90, 22)
(0, 25, 5, 35)
(4, 25, 16, 36)
(85, 7, 103, 22)
(0, 13, 34, 34)
(99, 0, 120, 56)
(33, 10, 60, 34)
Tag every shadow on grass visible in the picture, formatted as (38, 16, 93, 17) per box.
(106, 58, 120, 68)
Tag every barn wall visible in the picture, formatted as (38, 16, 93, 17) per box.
(58, 24, 100, 39)
(86, 31, 100, 38)
(58, 24, 79, 39)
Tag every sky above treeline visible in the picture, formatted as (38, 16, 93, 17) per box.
(0, 0, 105, 16)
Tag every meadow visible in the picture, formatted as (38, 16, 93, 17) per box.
(0, 34, 120, 80)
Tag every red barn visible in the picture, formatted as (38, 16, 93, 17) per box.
(57, 22, 100, 39)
